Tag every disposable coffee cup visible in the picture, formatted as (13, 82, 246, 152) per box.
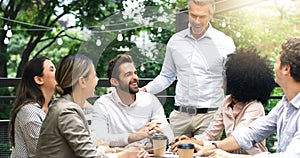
(152, 134, 168, 157)
(177, 143, 194, 158)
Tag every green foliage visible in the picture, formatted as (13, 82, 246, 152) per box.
(266, 132, 277, 153)
(137, 61, 162, 78)
(211, 4, 300, 57)
(0, 142, 11, 157)
(265, 87, 283, 113)
(0, 88, 13, 119)
(176, 0, 188, 9)
(0, 0, 125, 77)
(0, 102, 12, 120)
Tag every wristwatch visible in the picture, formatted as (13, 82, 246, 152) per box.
(212, 142, 218, 148)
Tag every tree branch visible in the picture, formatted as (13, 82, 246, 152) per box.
(63, 33, 86, 42)
(33, 30, 64, 58)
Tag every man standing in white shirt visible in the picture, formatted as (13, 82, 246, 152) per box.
(141, 0, 236, 137)
(92, 54, 174, 147)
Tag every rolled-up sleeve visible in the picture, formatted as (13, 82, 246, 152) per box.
(254, 137, 300, 158)
(231, 107, 278, 151)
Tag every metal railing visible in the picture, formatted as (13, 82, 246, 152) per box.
(0, 120, 11, 158)
(0, 77, 282, 101)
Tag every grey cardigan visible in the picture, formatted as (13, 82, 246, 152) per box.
(36, 94, 108, 158)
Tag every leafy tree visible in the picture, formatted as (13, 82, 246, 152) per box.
(0, 0, 120, 77)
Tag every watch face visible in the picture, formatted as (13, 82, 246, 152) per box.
(144, 141, 153, 150)
(212, 142, 218, 148)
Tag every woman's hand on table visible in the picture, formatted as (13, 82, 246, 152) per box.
(171, 135, 204, 153)
(194, 144, 216, 157)
(195, 143, 239, 157)
(206, 149, 232, 158)
(170, 135, 191, 153)
(137, 149, 149, 158)
(94, 140, 109, 147)
(117, 150, 149, 158)
(206, 149, 252, 158)
(117, 143, 149, 158)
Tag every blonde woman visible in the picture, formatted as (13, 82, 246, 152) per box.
(36, 54, 148, 158)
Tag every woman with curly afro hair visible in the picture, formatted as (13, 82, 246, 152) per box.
(171, 48, 275, 155)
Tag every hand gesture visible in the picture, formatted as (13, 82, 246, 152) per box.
(171, 135, 191, 153)
(202, 149, 236, 158)
(128, 122, 162, 143)
(145, 122, 163, 135)
(119, 143, 150, 158)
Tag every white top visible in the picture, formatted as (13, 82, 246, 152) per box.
(91, 88, 174, 147)
(145, 25, 236, 108)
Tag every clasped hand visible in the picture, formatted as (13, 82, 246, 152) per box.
(145, 122, 163, 136)
(129, 122, 163, 143)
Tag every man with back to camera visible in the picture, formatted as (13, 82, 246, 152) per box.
(195, 38, 300, 158)
(141, 0, 236, 137)
(91, 54, 174, 147)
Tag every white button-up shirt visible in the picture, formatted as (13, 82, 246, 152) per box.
(145, 25, 235, 108)
(91, 88, 174, 147)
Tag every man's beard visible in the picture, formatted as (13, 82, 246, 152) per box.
(189, 22, 207, 35)
(119, 80, 139, 94)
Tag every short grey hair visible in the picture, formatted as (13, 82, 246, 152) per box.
(188, 0, 215, 15)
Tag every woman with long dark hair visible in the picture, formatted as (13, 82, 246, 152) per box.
(9, 57, 56, 158)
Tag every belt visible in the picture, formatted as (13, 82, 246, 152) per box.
(174, 106, 218, 115)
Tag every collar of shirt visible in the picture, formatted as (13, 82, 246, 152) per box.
(111, 87, 138, 108)
(224, 96, 243, 116)
(224, 95, 259, 118)
(224, 95, 243, 110)
(31, 102, 43, 109)
(284, 92, 300, 109)
(183, 23, 213, 40)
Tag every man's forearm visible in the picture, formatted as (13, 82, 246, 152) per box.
(218, 136, 241, 151)
(128, 132, 148, 144)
